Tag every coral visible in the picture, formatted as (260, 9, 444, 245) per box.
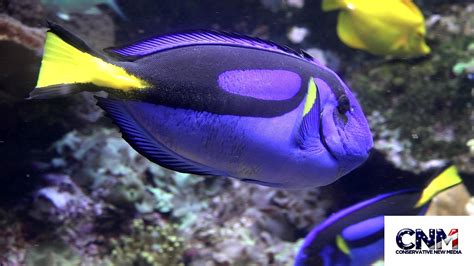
(51, 128, 330, 265)
(24, 239, 81, 266)
(50, 127, 214, 224)
(179, 180, 330, 265)
(468, 139, 474, 155)
(25, 174, 106, 263)
(0, 210, 27, 266)
(367, 111, 449, 171)
(425, 184, 471, 215)
(29, 174, 94, 224)
(73, 92, 107, 123)
(0, 173, 102, 266)
(466, 197, 474, 216)
(452, 42, 474, 79)
(108, 218, 184, 266)
(0, 14, 45, 52)
(0, 0, 45, 27)
(50, 126, 330, 265)
(50, 127, 227, 221)
(42, 128, 200, 264)
(51, 128, 163, 214)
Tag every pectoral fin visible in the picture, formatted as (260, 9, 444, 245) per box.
(297, 78, 325, 154)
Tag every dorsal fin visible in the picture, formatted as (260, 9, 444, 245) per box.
(105, 30, 313, 62)
(300, 49, 323, 65)
(300, 49, 313, 60)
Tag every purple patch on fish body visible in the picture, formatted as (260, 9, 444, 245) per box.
(341, 216, 384, 242)
(217, 70, 301, 100)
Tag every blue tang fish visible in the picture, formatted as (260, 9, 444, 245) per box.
(29, 22, 373, 188)
(294, 165, 463, 265)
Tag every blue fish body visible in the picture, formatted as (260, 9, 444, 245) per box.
(30, 24, 373, 188)
(98, 80, 337, 188)
(294, 165, 463, 265)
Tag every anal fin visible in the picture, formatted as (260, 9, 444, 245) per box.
(95, 97, 225, 177)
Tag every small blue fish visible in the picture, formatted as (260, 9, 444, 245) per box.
(29, 22, 373, 188)
(294, 165, 462, 265)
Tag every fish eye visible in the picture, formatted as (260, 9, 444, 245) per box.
(337, 95, 351, 114)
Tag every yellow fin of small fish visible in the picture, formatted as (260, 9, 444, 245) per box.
(337, 12, 366, 50)
(415, 165, 462, 208)
(33, 31, 149, 98)
(336, 234, 351, 255)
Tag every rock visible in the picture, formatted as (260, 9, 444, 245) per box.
(426, 184, 471, 215)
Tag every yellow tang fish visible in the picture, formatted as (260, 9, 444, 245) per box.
(322, 0, 431, 58)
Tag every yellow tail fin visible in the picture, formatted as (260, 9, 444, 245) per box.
(415, 165, 462, 208)
(30, 23, 149, 99)
(322, 0, 348, 11)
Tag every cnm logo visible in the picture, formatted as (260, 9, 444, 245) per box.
(396, 228, 458, 250)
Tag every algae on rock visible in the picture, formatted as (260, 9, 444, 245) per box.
(108, 218, 184, 266)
